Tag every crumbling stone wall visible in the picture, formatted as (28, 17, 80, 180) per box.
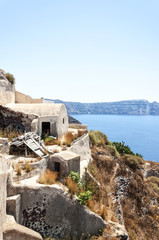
(8, 184, 106, 238)
(0, 105, 38, 132)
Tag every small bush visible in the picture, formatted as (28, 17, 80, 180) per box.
(66, 177, 79, 197)
(25, 162, 32, 172)
(147, 176, 159, 194)
(5, 73, 15, 84)
(77, 130, 84, 137)
(105, 145, 120, 159)
(124, 154, 144, 170)
(78, 190, 92, 205)
(68, 171, 83, 189)
(38, 169, 58, 185)
(89, 130, 111, 146)
(112, 141, 134, 155)
(113, 141, 143, 158)
(3, 128, 22, 141)
(44, 137, 61, 146)
(64, 132, 75, 146)
(68, 171, 81, 184)
(16, 167, 22, 175)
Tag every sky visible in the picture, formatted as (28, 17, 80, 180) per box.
(1, 0, 159, 103)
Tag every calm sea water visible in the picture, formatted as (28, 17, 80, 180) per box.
(72, 114, 159, 162)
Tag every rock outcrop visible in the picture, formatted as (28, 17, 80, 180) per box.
(0, 105, 38, 132)
(0, 70, 15, 106)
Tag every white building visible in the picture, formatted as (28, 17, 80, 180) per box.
(7, 103, 68, 138)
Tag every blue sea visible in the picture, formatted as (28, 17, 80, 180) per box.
(72, 114, 159, 162)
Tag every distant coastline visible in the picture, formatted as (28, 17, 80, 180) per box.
(44, 99, 159, 115)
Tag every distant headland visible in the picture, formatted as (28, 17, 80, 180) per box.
(44, 99, 159, 115)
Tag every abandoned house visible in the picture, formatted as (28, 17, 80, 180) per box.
(0, 69, 68, 138)
(7, 103, 68, 138)
(48, 151, 80, 179)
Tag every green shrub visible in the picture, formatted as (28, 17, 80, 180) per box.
(68, 171, 82, 189)
(69, 171, 80, 183)
(124, 154, 144, 170)
(89, 130, 111, 146)
(105, 145, 120, 159)
(66, 171, 93, 205)
(136, 153, 143, 158)
(5, 73, 15, 84)
(112, 141, 134, 155)
(112, 141, 143, 158)
(78, 190, 92, 205)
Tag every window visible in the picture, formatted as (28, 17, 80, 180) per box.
(63, 118, 65, 124)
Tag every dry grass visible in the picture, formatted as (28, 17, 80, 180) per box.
(121, 170, 159, 240)
(124, 154, 144, 170)
(65, 177, 79, 197)
(89, 130, 111, 146)
(45, 137, 61, 146)
(64, 130, 87, 147)
(16, 167, 22, 175)
(69, 124, 87, 130)
(64, 132, 75, 146)
(147, 176, 159, 194)
(25, 162, 32, 172)
(100, 204, 107, 220)
(0, 128, 3, 137)
(3, 129, 22, 141)
(38, 170, 58, 185)
(105, 145, 120, 159)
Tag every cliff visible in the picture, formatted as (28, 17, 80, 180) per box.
(86, 131, 159, 240)
(49, 99, 159, 115)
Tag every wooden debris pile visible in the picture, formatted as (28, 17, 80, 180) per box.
(10, 132, 47, 157)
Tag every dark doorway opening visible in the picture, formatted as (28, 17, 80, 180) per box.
(42, 122, 50, 136)
(55, 162, 60, 173)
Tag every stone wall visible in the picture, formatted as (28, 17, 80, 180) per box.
(15, 91, 43, 104)
(0, 71, 15, 106)
(0, 105, 38, 132)
(8, 184, 106, 238)
(0, 155, 10, 240)
(70, 134, 92, 177)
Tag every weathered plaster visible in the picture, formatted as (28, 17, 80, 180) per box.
(70, 134, 92, 177)
(7, 183, 106, 238)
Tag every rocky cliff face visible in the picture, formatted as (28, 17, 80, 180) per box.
(0, 105, 38, 132)
(52, 99, 159, 115)
(0, 70, 15, 106)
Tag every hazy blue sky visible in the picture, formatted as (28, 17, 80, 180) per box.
(1, 0, 159, 102)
